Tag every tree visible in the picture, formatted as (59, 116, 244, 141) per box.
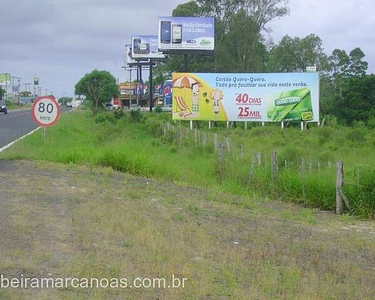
(328, 47, 368, 79)
(75, 70, 119, 113)
(348, 47, 368, 77)
(335, 75, 375, 125)
(58, 97, 73, 106)
(197, 0, 289, 32)
(173, 1, 203, 17)
(268, 34, 327, 73)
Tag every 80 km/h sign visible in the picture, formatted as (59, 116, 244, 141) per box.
(32, 96, 60, 127)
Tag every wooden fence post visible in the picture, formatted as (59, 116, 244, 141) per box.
(202, 132, 207, 146)
(336, 161, 343, 214)
(301, 158, 306, 199)
(218, 143, 225, 161)
(214, 133, 218, 151)
(226, 137, 231, 153)
(271, 151, 278, 180)
(335, 161, 350, 214)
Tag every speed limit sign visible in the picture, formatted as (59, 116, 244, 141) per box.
(32, 96, 60, 126)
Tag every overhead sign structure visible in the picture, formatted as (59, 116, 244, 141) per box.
(158, 17, 215, 52)
(32, 96, 60, 127)
(0, 73, 11, 86)
(172, 72, 320, 122)
(131, 35, 165, 60)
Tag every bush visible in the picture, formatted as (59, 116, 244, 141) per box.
(130, 109, 142, 122)
(154, 106, 163, 113)
(94, 112, 116, 124)
(113, 109, 125, 119)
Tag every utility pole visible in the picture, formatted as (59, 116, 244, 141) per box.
(149, 59, 153, 112)
(129, 68, 132, 104)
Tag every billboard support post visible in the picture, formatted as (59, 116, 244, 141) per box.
(149, 59, 153, 112)
(138, 66, 142, 106)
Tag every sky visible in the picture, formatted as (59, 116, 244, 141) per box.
(1, 0, 374, 98)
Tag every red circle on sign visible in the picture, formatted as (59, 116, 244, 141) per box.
(32, 96, 61, 127)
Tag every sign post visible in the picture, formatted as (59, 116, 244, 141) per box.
(32, 96, 60, 140)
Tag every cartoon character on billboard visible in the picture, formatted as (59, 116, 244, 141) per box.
(191, 82, 200, 116)
(211, 88, 224, 118)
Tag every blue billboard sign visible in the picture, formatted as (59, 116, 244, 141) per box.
(163, 80, 173, 106)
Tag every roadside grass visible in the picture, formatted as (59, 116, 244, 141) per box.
(1, 108, 375, 218)
(1, 161, 375, 299)
(5, 101, 31, 110)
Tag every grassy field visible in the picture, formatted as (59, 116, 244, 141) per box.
(1, 108, 374, 218)
(0, 108, 375, 299)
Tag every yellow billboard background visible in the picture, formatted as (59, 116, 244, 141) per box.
(172, 73, 228, 121)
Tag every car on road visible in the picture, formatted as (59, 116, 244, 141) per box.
(0, 101, 8, 114)
(66, 101, 73, 108)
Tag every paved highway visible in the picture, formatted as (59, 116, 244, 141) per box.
(0, 107, 71, 149)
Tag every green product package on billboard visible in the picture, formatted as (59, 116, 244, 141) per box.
(267, 88, 314, 122)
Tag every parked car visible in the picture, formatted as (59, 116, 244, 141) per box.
(104, 102, 113, 110)
(130, 104, 140, 111)
(0, 101, 8, 114)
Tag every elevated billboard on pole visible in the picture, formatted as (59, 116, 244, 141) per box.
(131, 35, 165, 60)
(158, 17, 215, 52)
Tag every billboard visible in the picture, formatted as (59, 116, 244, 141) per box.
(172, 72, 320, 122)
(158, 17, 214, 52)
(162, 80, 173, 106)
(125, 45, 136, 65)
(131, 35, 165, 60)
(0, 73, 11, 86)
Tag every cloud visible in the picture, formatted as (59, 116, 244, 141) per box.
(1, 0, 374, 98)
(269, 0, 375, 70)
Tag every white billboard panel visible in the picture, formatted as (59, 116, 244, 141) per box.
(158, 17, 215, 52)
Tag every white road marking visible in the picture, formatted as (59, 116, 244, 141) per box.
(0, 127, 41, 153)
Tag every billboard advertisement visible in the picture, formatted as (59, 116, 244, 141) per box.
(125, 45, 136, 65)
(0, 73, 11, 86)
(131, 35, 165, 60)
(172, 72, 319, 122)
(158, 17, 214, 52)
(162, 80, 173, 106)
